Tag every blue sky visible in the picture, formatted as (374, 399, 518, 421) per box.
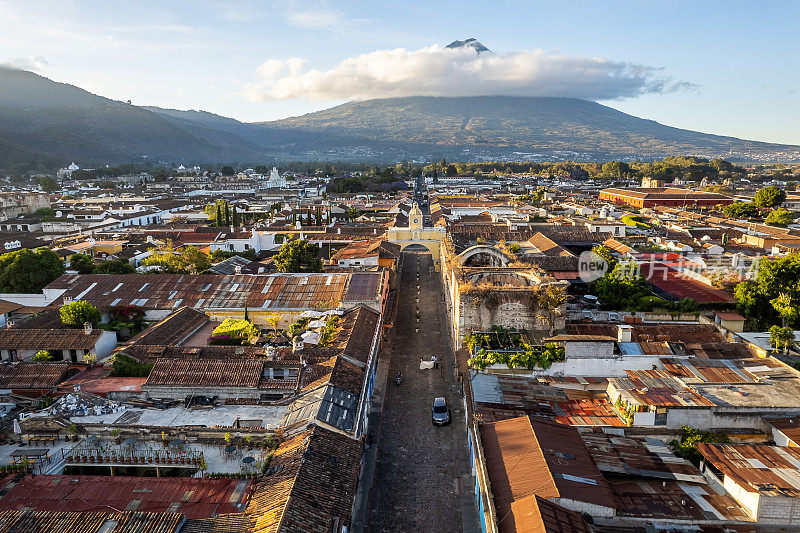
(1, 0, 798, 144)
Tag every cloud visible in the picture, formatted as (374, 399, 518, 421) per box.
(2, 55, 49, 72)
(247, 44, 694, 102)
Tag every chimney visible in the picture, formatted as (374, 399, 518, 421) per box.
(63, 296, 74, 305)
(617, 324, 632, 343)
(84, 321, 93, 335)
(266, 345, 275, 359)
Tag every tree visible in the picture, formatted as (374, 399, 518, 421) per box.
(787, 181, 798, 192)
(601, 161, 631, 178)
(591, 244, 618, 272)
(221, 165, 235, 176)
(274, 239, 323, 273)
(143, 241, 210, 274)
(0, 248, 64, 293)
(765, 208, 796, 227)
(753, 186, 787, 208)
(60, 301, 101, 327)
(93, 260, 135, 274)
(211, 318, 258, 344)
(110, 353, 153, 377)
(265, 313, 283, 336)
(538, 285, 568, 335)
(69, 253, 94, 274)
(771, 292, 800, 327)
(593, 261, 651, 310)
(723, 202, 760, 219)
(736, 254, 800, 328)
(769, 325, 796, 354)
(33, 350, 53, 362)
(36, 176, 59, 193)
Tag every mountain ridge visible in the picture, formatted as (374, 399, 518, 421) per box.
(1, 66, 799, 168)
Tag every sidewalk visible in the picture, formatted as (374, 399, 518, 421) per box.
(350, 355, 389, 533)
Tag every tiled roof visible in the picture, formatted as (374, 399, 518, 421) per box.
(144, 359, 264, 388)
(126, 307, 209, 346)
(0, 510, 184, 533)
(0, 362, 72, 389)
(0, 329, 102, 350)
(247, 425, 361, 533)
(328, 306, 380, 366)
(330, 238, 400, 262)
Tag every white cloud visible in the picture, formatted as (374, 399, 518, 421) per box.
(1, 55, 49, 72)
(247, 44, 694, 102)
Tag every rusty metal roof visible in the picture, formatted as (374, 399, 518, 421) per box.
(696, 443, 800, 498)
(479, 415, 618, 527)
(0, 475, 248, 519)
(610, 370, 715, 408)
(45, 272, 383, 311)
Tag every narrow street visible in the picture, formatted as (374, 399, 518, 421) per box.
(370, 251, 479, 532)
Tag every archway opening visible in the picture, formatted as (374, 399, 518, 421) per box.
(402, 243, 432, 254)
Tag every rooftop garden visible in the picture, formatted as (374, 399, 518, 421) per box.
(467, 342, 564, 371)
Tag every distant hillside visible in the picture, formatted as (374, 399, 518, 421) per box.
(1, 67, 799, 168)
(263, 96, 800, 162)
(0, 67, 258, 167)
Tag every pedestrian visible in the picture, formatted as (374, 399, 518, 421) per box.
(432, 355, 439, 369)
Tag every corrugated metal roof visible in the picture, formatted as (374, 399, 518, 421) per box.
(0, 476, 249, 519)
(45, 272, 383, 311)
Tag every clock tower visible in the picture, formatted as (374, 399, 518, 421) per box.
(408, 203, 423, 230)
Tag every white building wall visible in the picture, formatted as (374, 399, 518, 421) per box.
(93, 331, 118, 360)
(551, 498, 615, 518)
(723, 475, 760, 520)
(532, 355, 662, 378)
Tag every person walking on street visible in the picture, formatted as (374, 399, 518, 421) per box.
(432, 355, 439, 369)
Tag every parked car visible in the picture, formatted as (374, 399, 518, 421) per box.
(431, 397, 450, 425)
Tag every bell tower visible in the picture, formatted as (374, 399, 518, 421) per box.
(408, 202, 423, 230)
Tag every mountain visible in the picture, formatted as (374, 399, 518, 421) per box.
(0, 67, 259, 167)
(1, 66, 799, 168)
(446, 38, 490, 53)
(260, 96, 800, 162)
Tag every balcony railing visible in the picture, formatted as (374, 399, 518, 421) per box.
(63, 442, 204, 467)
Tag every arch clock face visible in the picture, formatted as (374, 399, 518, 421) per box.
(413, 218, 419, 224)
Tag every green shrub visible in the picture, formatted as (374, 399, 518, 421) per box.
(60, 301, 101, 327)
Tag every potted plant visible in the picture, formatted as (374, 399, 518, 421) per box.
(67, 424, 79, 442)
(245, 436, 253, 450)
(110, 429, 121, 444)
(161, 431, 168, 447)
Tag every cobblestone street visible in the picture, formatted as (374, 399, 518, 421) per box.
(370, 251, 478, 532)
